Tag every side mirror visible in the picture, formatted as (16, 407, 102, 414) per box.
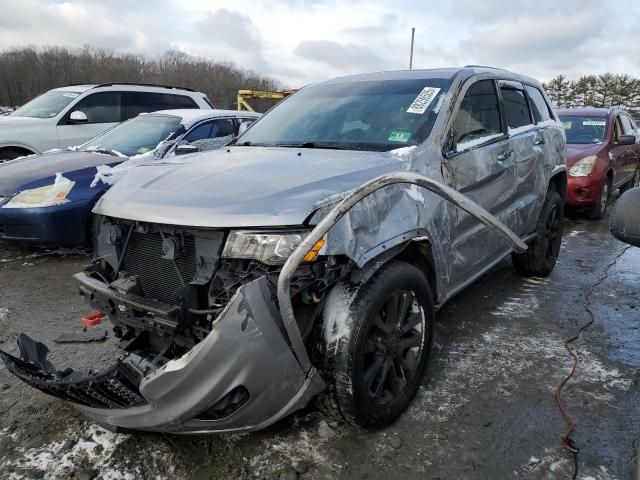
(616, 135, 636, 146)
(174, 143, 199, 156)
(68, 110, 88, 124)
(610, 187, 640, 247)
(237, 121, 254, 137)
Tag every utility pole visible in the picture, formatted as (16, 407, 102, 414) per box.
(409, 27, 415, 70)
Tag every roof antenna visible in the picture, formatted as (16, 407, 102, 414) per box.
(409, 27, 415, 70)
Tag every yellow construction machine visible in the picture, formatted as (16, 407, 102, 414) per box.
(236, 89, 296, 111)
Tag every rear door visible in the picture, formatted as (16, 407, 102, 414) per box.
(442, 78, 516, 284)
(509, 83, 554, 233)
(56, 91, 123, 148)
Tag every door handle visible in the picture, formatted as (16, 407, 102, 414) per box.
(534, 136, 546, 145)
(497, 151, 513, 161)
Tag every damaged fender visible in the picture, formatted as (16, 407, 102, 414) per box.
(278, 171, 528, 374)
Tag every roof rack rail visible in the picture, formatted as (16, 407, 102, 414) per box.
(92, 83, 196, 92)
(463, 65, 510, 71)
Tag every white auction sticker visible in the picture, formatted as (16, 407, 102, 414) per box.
(62, 92, 80, 98)
(407, 87, 441, 114)
(583, 120, 606, 126)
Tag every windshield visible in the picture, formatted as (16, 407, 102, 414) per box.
(11, 90, 80, 119)
(559, 115, 608, 144)
(238, 78, 451, 151)
(82, 114, 183, 157)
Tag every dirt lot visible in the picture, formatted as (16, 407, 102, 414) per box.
(0, 210, 638, 480)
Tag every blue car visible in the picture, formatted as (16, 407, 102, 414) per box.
(0, 109, 260, 246)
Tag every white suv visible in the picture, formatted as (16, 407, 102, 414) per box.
(0, 83, 213, 161)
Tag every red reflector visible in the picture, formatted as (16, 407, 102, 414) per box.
(82, 311, 105, 327)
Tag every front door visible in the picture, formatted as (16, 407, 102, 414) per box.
(56, 92, 123, 149)
(442, 78, 516, 285)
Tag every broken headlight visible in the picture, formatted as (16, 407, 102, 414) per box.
(2, 173, 75, 208)
(222, 230, 309, 265)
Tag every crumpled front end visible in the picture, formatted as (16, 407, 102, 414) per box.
(0, 275, 325, 433)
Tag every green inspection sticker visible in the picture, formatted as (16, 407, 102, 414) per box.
(388, 130, 411, 142)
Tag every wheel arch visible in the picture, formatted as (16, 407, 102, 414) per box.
(349, 237, 440, 306)
(548, 170, 567, 203)
(0, 144, 38, 159)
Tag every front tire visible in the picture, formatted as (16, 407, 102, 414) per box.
(589, 177, 611, 220)
(512, 190, 563, 277)
(320, 260, 434, 429)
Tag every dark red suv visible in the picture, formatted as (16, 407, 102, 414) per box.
(558, 107, 640, 219)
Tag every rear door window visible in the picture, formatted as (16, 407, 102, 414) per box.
(70, 92, 122, 123)
(500, 85, 533, 130)
(125, 92, 196, 119)
(524, 85, 552, 123)
(182, 119, 237, 151)
(452, 79, 503, 152)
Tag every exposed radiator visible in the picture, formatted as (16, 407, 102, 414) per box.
(120, 231, 197, 305)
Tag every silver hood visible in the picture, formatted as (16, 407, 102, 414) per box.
(93, 146, 412, 227)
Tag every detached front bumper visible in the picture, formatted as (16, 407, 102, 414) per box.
(0, 275, 325, 434)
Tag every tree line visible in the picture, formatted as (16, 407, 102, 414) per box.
(2, 46, 639, 115)
(543, 74, 640, 113)
(0, 46, 280, 110)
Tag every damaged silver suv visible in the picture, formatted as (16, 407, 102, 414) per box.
(2, 67, 567, 434)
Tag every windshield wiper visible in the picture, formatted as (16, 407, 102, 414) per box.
(239, 141, 274, 147)
(88, 148, 121, 157)
(276, 142, 350, 150)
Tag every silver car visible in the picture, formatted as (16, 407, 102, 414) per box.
(2, 67, 566, 433)
(0, 83, 212, 161)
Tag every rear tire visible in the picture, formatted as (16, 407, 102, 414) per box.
(320, 260, 434, 429)
(512, 190, 563, 277)
(589, 177, 611, 220)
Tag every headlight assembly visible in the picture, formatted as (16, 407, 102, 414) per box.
(569, 155, 598, 177)
(2, 173, 75, 209)
(222, 230, 311, 265)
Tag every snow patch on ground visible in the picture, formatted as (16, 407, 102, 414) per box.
(0, 425, 135, 480)
(520, 448, 616, 479)
(248, 419, 342, 478)
(408, 310, 630, 424)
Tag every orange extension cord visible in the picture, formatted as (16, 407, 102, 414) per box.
(554, 246, 631, 479)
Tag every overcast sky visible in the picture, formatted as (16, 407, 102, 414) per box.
(1, 0, 639, 87)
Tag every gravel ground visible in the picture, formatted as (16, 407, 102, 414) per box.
(0, 210, 638, 480)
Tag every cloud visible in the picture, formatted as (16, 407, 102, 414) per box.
(198, 9, 262, 51)
(0, 0, 171, 53)
(1, 0, 640, 86)
(293, 40, 386, 70)
(460, 12, 604, 66)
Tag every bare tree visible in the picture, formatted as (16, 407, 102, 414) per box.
(0, 46, 281, 110)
